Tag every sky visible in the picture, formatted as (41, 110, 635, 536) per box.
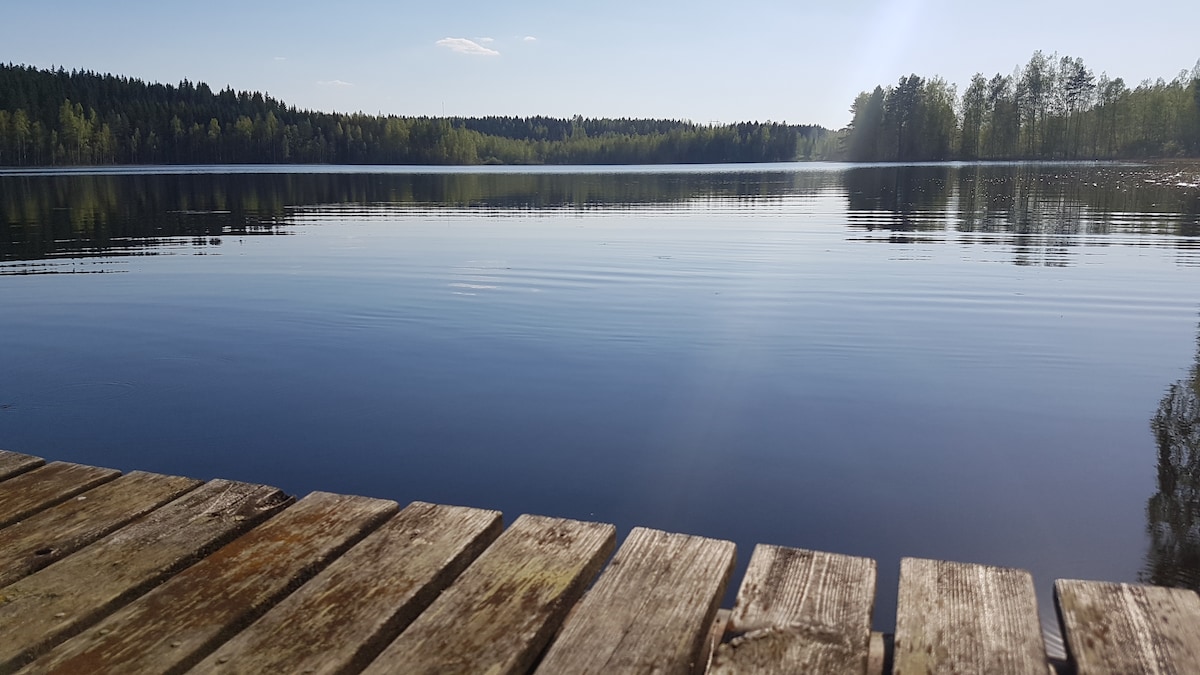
(3, 0, 1198, 130)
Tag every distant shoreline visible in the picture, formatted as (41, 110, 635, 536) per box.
(3, 158, 1198, 177)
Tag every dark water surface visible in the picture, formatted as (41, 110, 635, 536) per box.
(3, 162, 1199, 644)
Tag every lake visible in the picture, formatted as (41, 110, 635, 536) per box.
(2, 162, 1199, 646)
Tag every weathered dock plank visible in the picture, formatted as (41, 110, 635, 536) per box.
(0, 479, 290, 674)
(0, 470, 201, 587)
(536, 527, 736, 675)
(362, 514, 616, 675)
(7, 452, 1200, 675)
(893, 557, 1047, 675)
(710, 545, 876, 675)
(192, 501, 503, 675)
(27, 491, 394, 674)
(0, 461, 120, 528)
(0, 449, 44, 481)
(1056, 579, 1200, 674)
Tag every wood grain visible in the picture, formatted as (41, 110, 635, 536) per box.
(0, 461, 120, 528)
(710, 545, 876, 675)
(24, 491, 396, 675)
(0, 470, 201, 587)
(362, 514, 615, 675)
(191, 501, 503, 675)
(1056, 579, 1200, 674)
(0, 479, 290, 674)
(893, 557, 1047, 675)
(0, 449, 44, 482)
(536, 527, 736, 675)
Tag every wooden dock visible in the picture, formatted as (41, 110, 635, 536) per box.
(2, 449, 1198, 674)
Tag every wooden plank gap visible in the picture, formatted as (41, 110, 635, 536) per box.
(190, 501, 503, 675)
(362, 513, 616, 675)
(710, 545, 876, 675)
(705, 609, 732, 672)
(24, 491, 397, 675)
(0, 470, 202, 587)
(867, 632, 893, 675)
(535, 526, 736, 675)
(0, 462, 121, 529)
(0, 450, 45, 482)
(0, 478, 291, 674)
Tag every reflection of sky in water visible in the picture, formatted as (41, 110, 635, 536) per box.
(1, 164, 1199, 647)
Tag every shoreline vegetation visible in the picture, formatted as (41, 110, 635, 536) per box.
(0, 64, 826, 167)
(0, 52, 1197, 168)
(846, 51, 1200, 162)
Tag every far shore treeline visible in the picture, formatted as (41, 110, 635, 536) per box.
(0, 53, 1198, 167)
(0, 64, 826, 166)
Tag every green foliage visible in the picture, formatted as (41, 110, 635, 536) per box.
(844, 52, 1200, 161)
(0, 64, 830, 166)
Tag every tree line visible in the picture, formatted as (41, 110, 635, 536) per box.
(0, 63, 829, 166)
(845, 51, 1200, 161)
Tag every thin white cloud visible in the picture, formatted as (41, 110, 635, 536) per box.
(436, 37, 500, 56)
(523, 36, 537, 42)
(316, 79, 354, 87)
(477, 37, 494, 44)
(273, 56, 287, 61)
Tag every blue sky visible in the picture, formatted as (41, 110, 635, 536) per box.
(3, 0, 1198, 129)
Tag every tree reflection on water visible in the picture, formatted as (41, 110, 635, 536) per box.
(1, 164, 1196, 265)
(1144, 322, 1200, 590)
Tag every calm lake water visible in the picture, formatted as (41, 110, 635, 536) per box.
(2, 162, 1199, 644)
